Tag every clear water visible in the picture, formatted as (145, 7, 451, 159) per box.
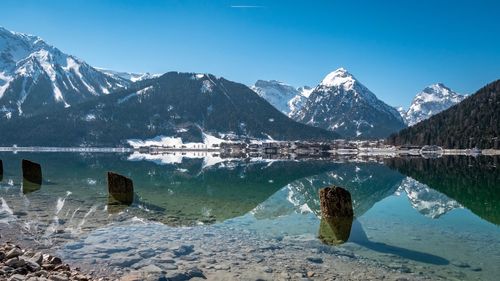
(0, 152, 498, 280)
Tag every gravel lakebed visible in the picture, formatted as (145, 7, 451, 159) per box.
(0, 218, 438, 281)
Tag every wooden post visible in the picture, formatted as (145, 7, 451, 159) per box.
(22, 159, 42, 185)
(107, 172, 134, 205)
(319, 186, 353, 219)
(23, 178, 41, 194)
(318, 186, 354, 245)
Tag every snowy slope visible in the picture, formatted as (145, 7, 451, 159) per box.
(291, 68, 406, 139)
(251, 80, 312, 117)
(0, 27, 128, 118)
(395, 106, 407, 123)
(98, 68, 161, 83)
(402, 83, 465, 126)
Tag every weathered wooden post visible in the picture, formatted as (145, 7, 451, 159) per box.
(22, 159, 42, 185)
(318, 186, 354, 245)
(22, 178, 42, 194)
(107, 172, 134, 205)
(22, 159, 42, 193)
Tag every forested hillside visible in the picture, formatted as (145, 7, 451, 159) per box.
(387, 80, 499, 149)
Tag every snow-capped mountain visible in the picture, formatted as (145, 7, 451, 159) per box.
(402, 83, 465, 126)
(0, 72, 337, 146)
(395, 106, 407, 122)
(397, 177, 461, 218)
(251, 80, 312, 116)
(0, 27, 128, 118)
(98, 68, 161, 83)
(291, 68, 406, 139)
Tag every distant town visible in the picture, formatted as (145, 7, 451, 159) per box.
(140, 139, 500, 158)
(4, 139, 496, 159)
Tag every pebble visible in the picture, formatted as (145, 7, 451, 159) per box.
(6, 248, 23, 259)
(140, 264, 164, 274)
(8, 274, 26, 281)
(172, 245, 194, 257)
(0, 243, 95, 281)
(160, 263, 178, 270)
(214, 264, 230, 270)
(262, 266, 273, 273)
(50, 274, 70, 281)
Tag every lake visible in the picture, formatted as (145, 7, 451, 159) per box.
(0, 152, 499, 280)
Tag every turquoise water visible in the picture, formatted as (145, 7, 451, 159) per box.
(0, 152, 499, 280)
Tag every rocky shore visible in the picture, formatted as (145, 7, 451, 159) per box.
(0, 242, 98, 281)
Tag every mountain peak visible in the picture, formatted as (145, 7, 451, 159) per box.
(292, 68, 406, 139)
(402, 83, 465, 126)
(423, 82, 447, 91)
(320, 67, 355, 88)
(0, 27, 128, 118)
(0, 26, 46, 49)
(417, 83, 463, 100)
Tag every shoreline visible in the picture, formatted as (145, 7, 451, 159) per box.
(0, 146, 498, 157)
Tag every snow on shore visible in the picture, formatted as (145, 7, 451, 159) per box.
(127, 133, 228, 150)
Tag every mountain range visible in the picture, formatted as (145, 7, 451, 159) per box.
(0, 27, 338, 145)
(253, 72, 471, 139)
(0, 72, 337, 146)
(254, 68, 406, 139)
(388, 80, 499, 149)
(0, 27, 496, 146)
(0, 27, 129, 118)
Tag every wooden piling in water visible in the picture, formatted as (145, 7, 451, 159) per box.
(318, 186, 354, 245)
(22, 159, 42, 185)
(319, 186, 354, 219)
(107, 172, 134, 205)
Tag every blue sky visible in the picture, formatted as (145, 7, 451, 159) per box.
(2, 0, 499, 107)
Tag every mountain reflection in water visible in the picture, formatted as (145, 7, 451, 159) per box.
(0, 153, 498, 231)
(385, 156, 500, 225)
(0, 153, 343, 229)
(1, 152, 499, 279)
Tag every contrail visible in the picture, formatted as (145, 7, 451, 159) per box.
(230, 5, 264, 8)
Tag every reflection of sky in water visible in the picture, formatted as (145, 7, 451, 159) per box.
(0, 152, 499, 280)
